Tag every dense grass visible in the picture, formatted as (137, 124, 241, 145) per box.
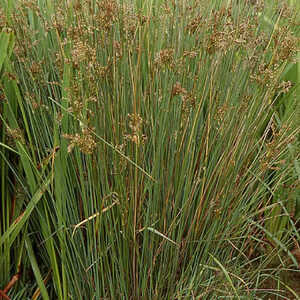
(0, 0, 299, 299)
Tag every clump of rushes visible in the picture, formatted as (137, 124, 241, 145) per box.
(1, 0, 299, 299)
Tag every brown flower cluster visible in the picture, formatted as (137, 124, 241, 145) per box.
(171, 82, 196, 127)
(154, 49, 175, 68)
(6, 126, 25, 145)
(185, 15, 204, 35)
(63, 127, 97, 155)
(259, 123, 295, 172)
(250, 63, 280, 88)
(121, 4, 139, 39)
(171, 82, 187, 97)
(276, 80, 293, 94)
(95, 0, 119, 32)
(124, 113, 146, 145)
(215, 103, 230, 131)
(270, 25, 299, 64)
(71, 39, 94, 69)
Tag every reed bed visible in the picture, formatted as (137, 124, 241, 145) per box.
(0, 0, 299, 298)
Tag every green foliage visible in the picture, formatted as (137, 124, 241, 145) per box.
(0, 0, 299, 298)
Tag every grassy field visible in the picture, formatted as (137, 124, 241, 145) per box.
(0, 0, 299, 299)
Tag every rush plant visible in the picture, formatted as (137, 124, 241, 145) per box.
(0, 0, 299, 299)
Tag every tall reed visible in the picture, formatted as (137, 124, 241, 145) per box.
(0, 0, 299, 298)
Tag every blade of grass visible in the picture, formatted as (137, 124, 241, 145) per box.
(0, 174, 51, 248)
(25, 237, 50, 300)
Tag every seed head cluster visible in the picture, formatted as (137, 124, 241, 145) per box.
(2, 0, 298, 165)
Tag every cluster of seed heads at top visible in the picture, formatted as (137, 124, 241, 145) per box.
(1, 0, 298, 157)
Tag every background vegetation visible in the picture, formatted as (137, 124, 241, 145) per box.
(0, 0, 299, 298)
